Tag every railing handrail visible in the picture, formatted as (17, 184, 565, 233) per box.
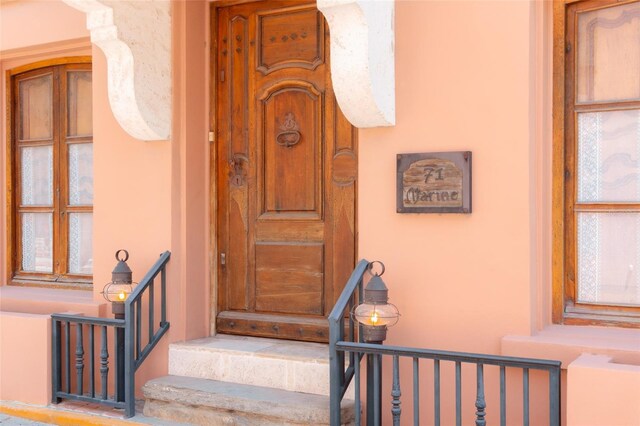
(328, 259, 369, 322)
(50, 314, 124, 328)
(126, 250, 171, 307)
(336, 341, 561, 371)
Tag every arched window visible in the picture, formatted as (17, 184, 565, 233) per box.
(8, 58, 93, 288)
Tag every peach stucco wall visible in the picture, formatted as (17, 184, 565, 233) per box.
(0, 0, 87, 52)
(0, 312, 51, 405)
(567, 354, 640, 426)
(359, 1, 550, 422)
(363, 0, 537, 351)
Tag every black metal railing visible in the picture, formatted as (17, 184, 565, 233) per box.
(52, 251, 171, 418)
(329, 260, 562, 426)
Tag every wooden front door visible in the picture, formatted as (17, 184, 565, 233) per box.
(214, 1, 357, 342)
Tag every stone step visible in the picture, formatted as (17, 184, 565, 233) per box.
(168, 335, 333, 396)
(142, 375, 356, 426)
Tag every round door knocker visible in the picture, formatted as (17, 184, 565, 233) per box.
(276, 130, 301, 148)
(276, 112, 301, 148)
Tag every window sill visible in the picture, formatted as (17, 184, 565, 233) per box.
(501, 325, 640, 368)
(0, 285, 107, 316)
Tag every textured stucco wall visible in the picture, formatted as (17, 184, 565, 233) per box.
(0, 0, 88, 51)
(567, 354, 640, 426)
(358, 1, 540, 422)
(0, 312, 51, 405)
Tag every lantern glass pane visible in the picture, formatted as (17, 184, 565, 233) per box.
(104, 283, 133, 302)
(354, 303, 399, 327)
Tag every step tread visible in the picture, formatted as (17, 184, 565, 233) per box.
(170, 335, 329, 363)
(143, 375, 354, 424)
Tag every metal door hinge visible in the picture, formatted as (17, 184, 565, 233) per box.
(220, 252, 226, 265)
(209, 131, 215, 143)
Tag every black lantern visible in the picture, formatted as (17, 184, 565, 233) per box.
(102, 250, 135, 319)
(353, 261, 400, 343)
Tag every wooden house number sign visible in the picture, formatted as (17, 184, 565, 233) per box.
(397, 151, 472, 214)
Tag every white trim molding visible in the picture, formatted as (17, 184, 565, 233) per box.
(62, 0, 171, 141)
(317, 0, 396, 128)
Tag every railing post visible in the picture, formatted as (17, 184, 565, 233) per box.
(523, 368, 530, 426)
(115, 324, 125, 402)
(51, 319, 62, 403)
(434, 359, 441, 426)
(329, 317, 341, 426)
(100, 326, 109, 400)
(124, 303, 136, 418)
(75, 324, 84, 395)
(500, 366, 506, 426)
(475, 363, 486, 426)
(391, 355, 402, 426)
(65, 321, 71, 393)
(549, 367, 561, 426)
(455, 361, 462, 426)
(367, 353, 382, 426)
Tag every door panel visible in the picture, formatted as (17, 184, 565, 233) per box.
(256, 7, 325, 74)
(259, 83, 322, 217)
(215, 0, 356, 342)
(255, 243, 323, 315)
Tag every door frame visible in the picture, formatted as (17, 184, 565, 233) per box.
(207, 0, 358, 337)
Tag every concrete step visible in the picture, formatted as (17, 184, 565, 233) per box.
(168, 335, 333, 396)
(142, 375, 356, 426)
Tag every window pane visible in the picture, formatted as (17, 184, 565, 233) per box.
(69, 143, 93, 205)
(21, 145, 53, 206)
(69, 213, 93, 274)
(21, 213, 53, 273)
(577, 110, 640, 203)
(578, 212, 640, 306)
(577, 2, 640, 103)
(18, 74, 53, 140)
(67, 71, 92, 136)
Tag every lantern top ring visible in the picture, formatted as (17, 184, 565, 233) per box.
(115, 249, 129, 262)
(367, 260, 385, 277)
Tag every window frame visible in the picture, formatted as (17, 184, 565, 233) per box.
(6, 57, 93, 289)
(553, 0, 640, 327)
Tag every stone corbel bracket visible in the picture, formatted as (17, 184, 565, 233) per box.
(62, 0, 171, 141)
(317, 0, 395, 127)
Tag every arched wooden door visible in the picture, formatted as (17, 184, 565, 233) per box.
(214, 0, 357, 343)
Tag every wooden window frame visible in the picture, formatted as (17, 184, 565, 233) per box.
(553, 0, 640, 327)
(6, 57, 93, 289)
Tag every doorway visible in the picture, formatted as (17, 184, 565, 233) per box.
(212, 0, 357, 342)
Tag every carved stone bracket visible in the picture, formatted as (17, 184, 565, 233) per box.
(317, 0, 395, 128)
(62, 0, 171, 141)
